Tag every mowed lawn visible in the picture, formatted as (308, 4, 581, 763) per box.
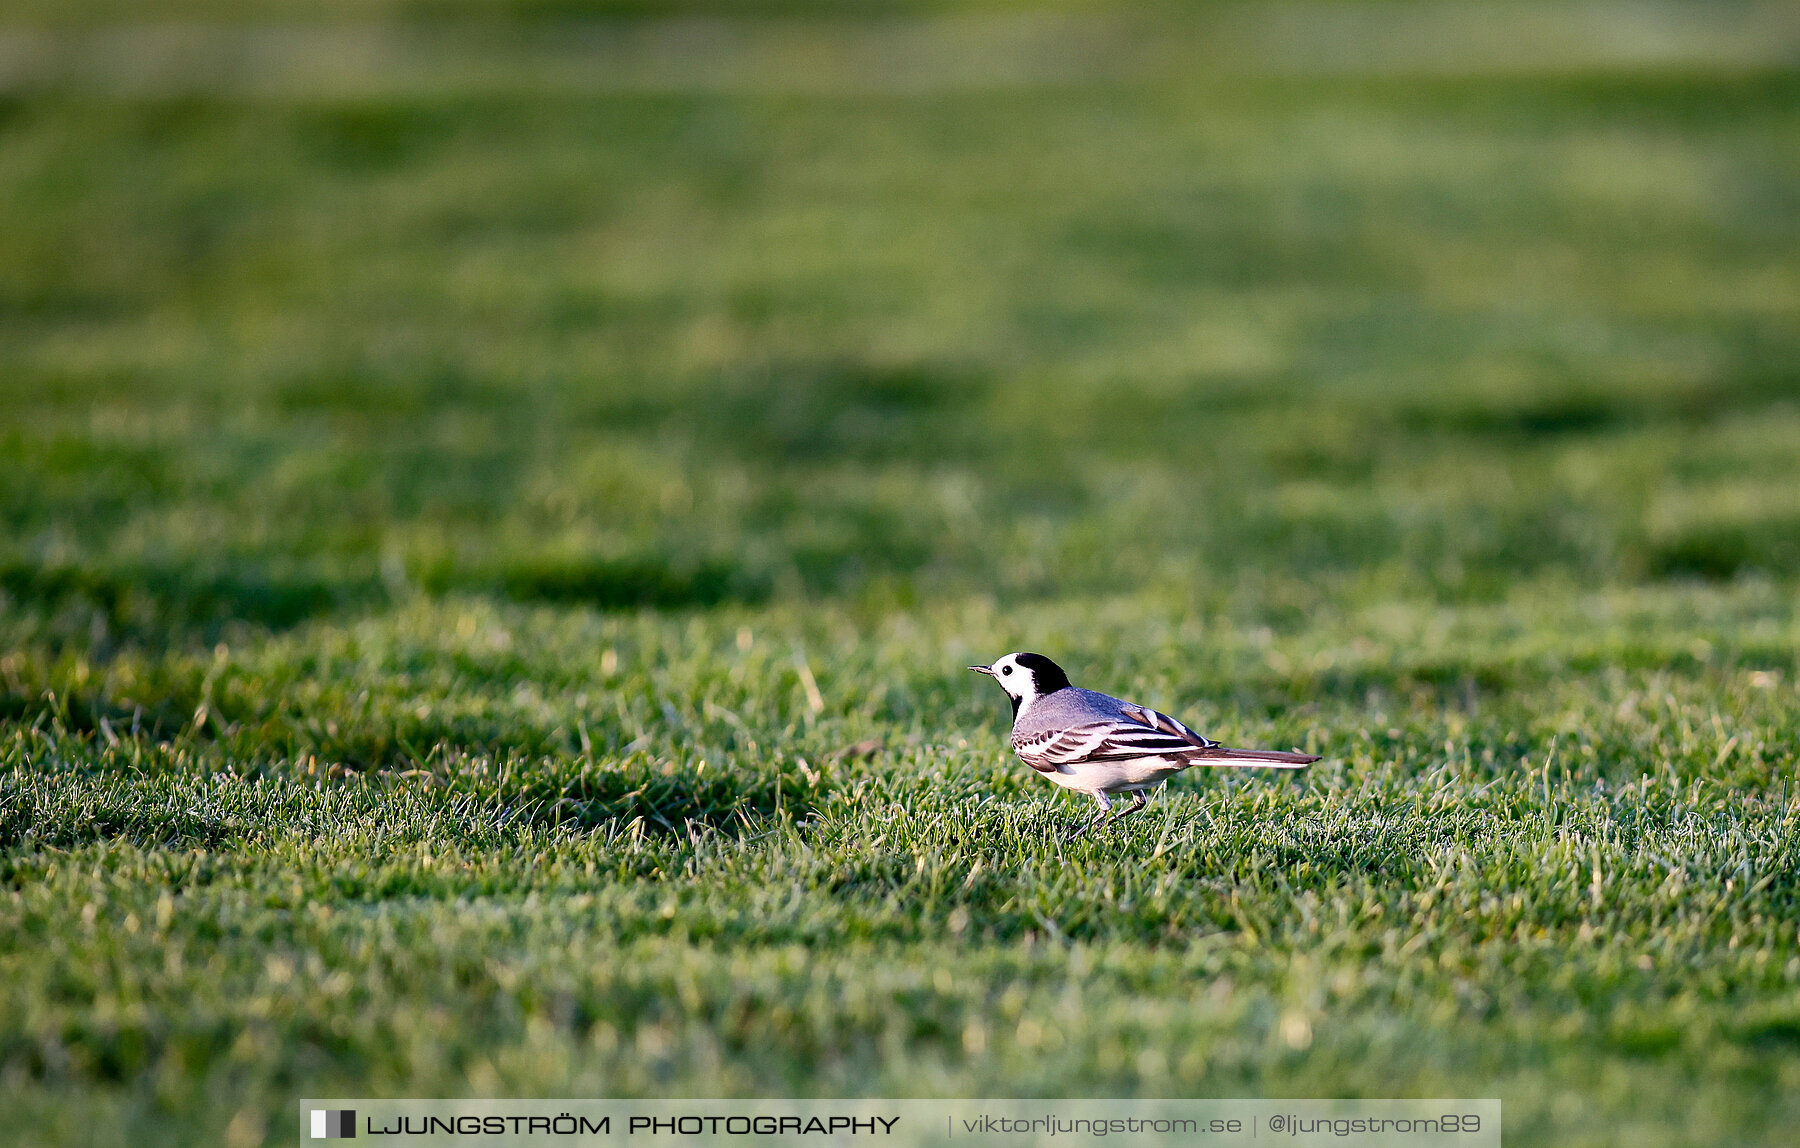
(3, 1, 1800, 1145)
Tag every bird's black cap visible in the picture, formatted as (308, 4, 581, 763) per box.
(1012, 652, 1071, 693)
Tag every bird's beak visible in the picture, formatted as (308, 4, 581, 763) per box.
(968, 665, 996, 676)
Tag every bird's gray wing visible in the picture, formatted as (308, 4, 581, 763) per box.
(1116, 702, 1218, 750)
(1012, 704, 1216, 771)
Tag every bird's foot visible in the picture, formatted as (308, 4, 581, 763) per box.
(1064, 812, 1111, 842)
(1111, 792, 1150, 824)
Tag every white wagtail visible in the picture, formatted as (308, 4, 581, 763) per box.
(971, 652, 1319, 839)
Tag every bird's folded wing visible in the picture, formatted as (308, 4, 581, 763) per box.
(1119, 704, 1316, 768)
(1118, 702, 1218, 749)
(1012, 710, 1215, 771)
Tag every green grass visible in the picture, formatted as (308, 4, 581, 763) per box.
(3, 1, 1800, 1145)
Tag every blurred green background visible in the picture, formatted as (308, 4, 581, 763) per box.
(7, 0, 1799, 642)
(2, 1, 1799, 1145)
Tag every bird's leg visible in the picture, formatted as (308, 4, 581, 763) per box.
(1109, 790, 1150, 826)
(1065, 793, 1112, 842)
(1065, 808, 1109, 842)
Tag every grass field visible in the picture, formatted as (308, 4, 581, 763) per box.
(3, 1, 1800, 1145)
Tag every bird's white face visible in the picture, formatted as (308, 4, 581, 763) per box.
(983, 652, 1039, 701)
(969, 651, 1053, 712)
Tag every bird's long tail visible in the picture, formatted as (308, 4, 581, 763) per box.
(1190, 746, 1318, 769)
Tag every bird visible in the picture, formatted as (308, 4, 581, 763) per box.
(970, 652, 1319, 840)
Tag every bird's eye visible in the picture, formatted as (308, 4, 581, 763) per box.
(1000, 665, 1012, 675)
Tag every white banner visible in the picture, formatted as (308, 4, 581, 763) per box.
(298, 1099, 1500, 1148)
